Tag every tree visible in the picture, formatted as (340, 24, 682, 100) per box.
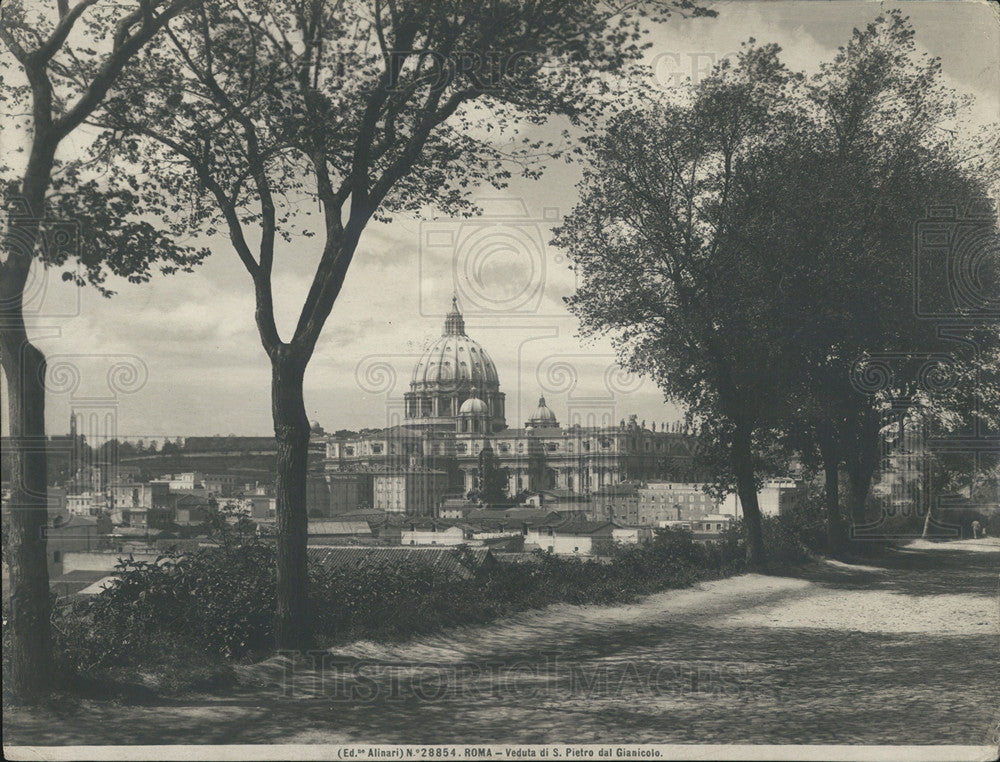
(0, 0, 202, 701)
(96, 0, 713, 649)
(554, 43, 801, 570)
(470, 441, 509, 506)
(762, 12, 1000, 539)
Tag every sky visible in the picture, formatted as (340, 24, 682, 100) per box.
(2, 0, 998, 441)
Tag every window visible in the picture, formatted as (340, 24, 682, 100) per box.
(53, 550, 62, 563)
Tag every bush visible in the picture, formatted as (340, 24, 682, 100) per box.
(45, 513, 821, 695)
(66, 541, 276, 670)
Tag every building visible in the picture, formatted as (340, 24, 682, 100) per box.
(524, 519, 617, 557)
(322, 298, 703, 511)
(44, 515, 100, 578)
(438, 496, 477, 518)
(202, 474, 239, 497)
(721, 478, 801, 517)
(106, 481, 168, 523)
(691, 513, 733, 537)
(611, 526, 653, 545)
(401, 519, 476, 546)
(307, 520, 373, 543)
(372, 467, 450, 515)
(250, 495, 277, 520)
(174, 493, 213, 525)
(637, 482, 722, 525)
(66, 491, 104, 517)
(590, 482, 640, 524)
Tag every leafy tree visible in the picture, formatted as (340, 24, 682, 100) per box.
(470, 441, 509, 506)
(0, 0, 202, 702)
(555, 43, 801, 570)
(96, 0, 713, 648)
(760, 12, 1000, 541)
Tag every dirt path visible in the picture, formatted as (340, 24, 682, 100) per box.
(5, 539, 998, 748)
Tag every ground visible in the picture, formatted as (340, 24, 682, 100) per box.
(3, 538, 998, 748)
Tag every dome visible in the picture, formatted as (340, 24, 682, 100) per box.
(526, 396, 558, 428)
(410, 296, 499, 391)
(459, 394, 489, 415)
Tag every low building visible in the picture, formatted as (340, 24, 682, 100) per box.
(537, 489, 592, 514)
(44, 514, 100, 578)
(202, 474, 239, 497)
(720, 478, 801, 517)
(637, 482, 722, 525)
(174, 493, 213, 526)
(308, 520, 373, 543)
(401, 519, 476, 546)
(690, 513, 733, 539)
(250, 495, 276, 520)
(591, 482, 640, 524)
(438, 496, 476, 519)
(66, 491, 104, 517)
(107, 481, 167, 522)
(373, 467, 449, 516)
(524, 519, 617, 556)
(611, 526, 653, 545)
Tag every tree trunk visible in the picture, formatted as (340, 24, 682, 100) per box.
(270, 349, 312, 651)
(732, 426, 766, 572)
(846, 459, 877, 529)
(0, 273, 53, 702)
(844, 408, 881, 531)
(818, 429, 845, 556)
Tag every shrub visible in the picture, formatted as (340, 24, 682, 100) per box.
(46, 512, 822, 694)
(71, 541, 276, 669)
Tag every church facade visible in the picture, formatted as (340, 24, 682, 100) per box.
(320, 299, 702, 510)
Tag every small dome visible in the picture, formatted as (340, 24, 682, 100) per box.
(459, 394, 489, 415)
(526, 396, 557, 427)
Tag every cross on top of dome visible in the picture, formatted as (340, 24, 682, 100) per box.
(444, 293, 466, 336)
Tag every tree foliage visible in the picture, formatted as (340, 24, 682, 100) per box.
(89, 0, 716, 648)
(555, 12, 1000, 562)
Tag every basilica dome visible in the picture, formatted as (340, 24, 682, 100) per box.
(410, 297, 499, 391)
(404, 297, 506, 431)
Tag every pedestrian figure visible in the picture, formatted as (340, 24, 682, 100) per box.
(971, 520, 982, 539)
